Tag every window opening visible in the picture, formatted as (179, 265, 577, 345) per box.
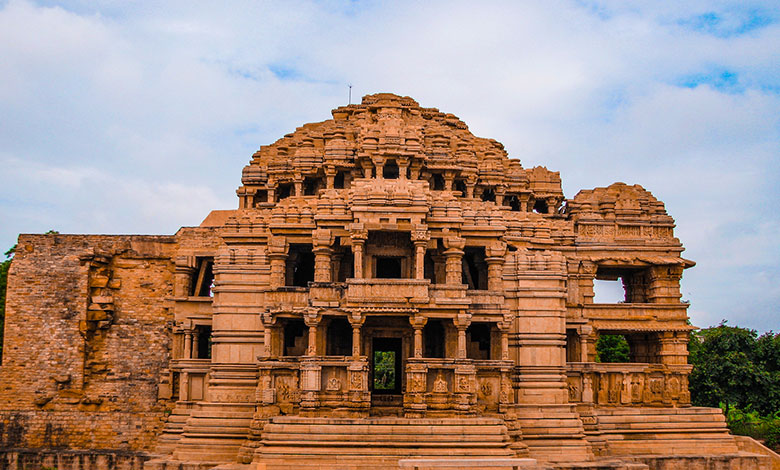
(334, 171, 346, 189)
(376, 257, 402, 279)
(533, 199, 548, 214)
(432, 173, 445, 190)
(190, 257, 214, 297)
(462, 247, 487, 290)
(283, 320, 307, 356)
(481, 187, 496, 202)
(594, 267, 648, 303)
(336, 248, 354, 282)
(303, 177, 321, 196)
(326, 318, 353, 356)
(566, 329, 579, 363)
(507, 195, 521, 211)
(467, 323, 491, 360)
(286, 244, 315, 287)
(424, 320, 445, 358)
(454, 179, 467, 197)
(424, 250, 436, 283)
(253, 190, 268, 206)
(195, 325, 212, 359)
(277, 183, 293, 201)
(596, 334, 630, 363)
(383, 160, 399, 179)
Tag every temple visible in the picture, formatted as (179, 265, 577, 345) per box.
(0, 94, 771, 470)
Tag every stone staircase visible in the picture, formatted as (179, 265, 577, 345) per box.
(253, 416, 520, 470)
(513, 404, 594, 463)
(154, 404, 193, 455)
(586, 406, 740, 457)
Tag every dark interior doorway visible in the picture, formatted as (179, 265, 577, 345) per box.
(371, 337, 402, 395)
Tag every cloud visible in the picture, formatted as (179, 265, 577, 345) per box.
(1, 0, 778, 330)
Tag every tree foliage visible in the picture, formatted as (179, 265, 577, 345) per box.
(689, 322, 780, 417)
(596, 334, 630, 363)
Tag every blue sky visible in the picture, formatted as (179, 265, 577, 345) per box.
(1, 0, 778, 331)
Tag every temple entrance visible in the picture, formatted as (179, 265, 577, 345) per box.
(370, 337, 403, 413)
(371, 337, 402, 394)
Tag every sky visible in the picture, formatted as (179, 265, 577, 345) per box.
(0, 0, 778, 332)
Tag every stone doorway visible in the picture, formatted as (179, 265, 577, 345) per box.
(371, 337, 403, 412)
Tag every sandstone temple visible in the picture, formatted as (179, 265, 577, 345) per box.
(1, 94, 774, 470)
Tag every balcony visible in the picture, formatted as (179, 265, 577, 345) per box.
(345, 278, 430, 305)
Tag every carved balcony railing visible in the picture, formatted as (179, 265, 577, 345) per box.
(404, 358, 513, 417)
(257, 356, 370, 417)
(566, 362, 692, 407)
(345, 278, 429, 305)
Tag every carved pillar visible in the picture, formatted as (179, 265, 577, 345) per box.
(350, 224, 367, 279)
(410, 315, 428, 359)
(348, 311, 365, 358)
(580, 325, 594, 362)
(260, 310, 276, 358)
(498, 320, 511, 361)
(192, 331, 200, 359)
(398, 157, 409, 180)
(174, 256, 197, 297)
(443, 236, 465, 285)
(485, 242, 506, 291)
(411, 225, 430, 280)
(293, 174, 303, 197)
(454, 312, 471, 360)
(312, 229, 333, 283)
(580, 261, 597, 304)
(546, 197, 558, 214)
(304, 309, 321, 357)
(267, 237, 288, 289)
(184, 329, 193, 359)
(325, 166, 336, 189)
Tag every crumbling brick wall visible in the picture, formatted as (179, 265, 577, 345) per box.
(0, 234, 176, 451)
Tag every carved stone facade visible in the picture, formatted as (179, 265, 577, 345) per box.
(0, 94, 769, 470)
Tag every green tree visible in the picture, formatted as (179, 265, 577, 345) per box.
(689, 322, 780, 417)
(0, 244, 15, 361)
(596, 334, 630, 363)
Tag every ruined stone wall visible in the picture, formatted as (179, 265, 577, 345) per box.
(0, 234, 176, 452)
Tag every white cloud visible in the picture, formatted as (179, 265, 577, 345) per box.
(1, 0, 778, 330)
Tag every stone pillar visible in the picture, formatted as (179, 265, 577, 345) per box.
(646, 265, 684, 303)
(350, 224, 367, 279)
(498, 320, 511, 361)
(443, 170, 455, 191)
(658, 331, 688, 365)
(192, 331, 200, 359)
(443, 236, 465, 285)
(293, 175, 303, 197)
(411, 225, 430, 280)
(410, 315, 428, 359)
(398, 157, 409, 180)
(304, 312, 320, 357)
(485, 242, 507, 291)
(184, 329, 193, 359)
(349, 311, 365, 358)
(174, 256, 197, 297)
(267, 237, 288, 289)
(547, 197, 558, 214)
(454, 312, 471, 360)
(325, 166, 336, 189)
(312, 229, 333, 283)
(260, 311, 276, 358)
(331, 252, 343, 283)
(579, 325, 594, 362)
